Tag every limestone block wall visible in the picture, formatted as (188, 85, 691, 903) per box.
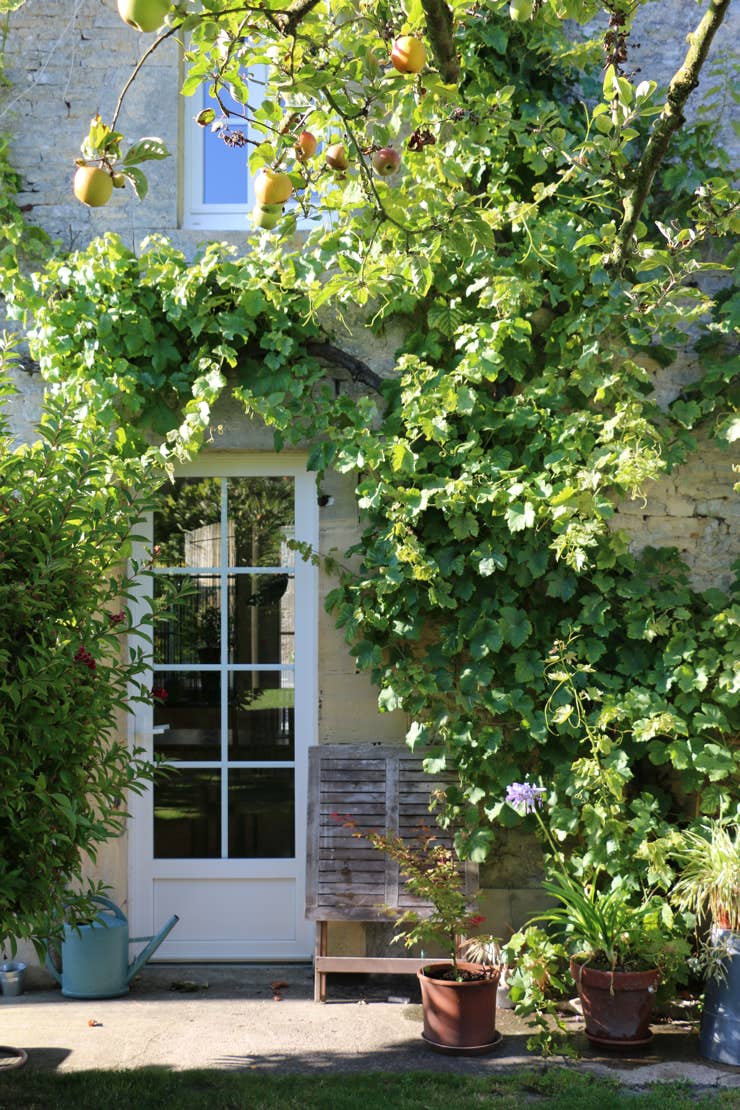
(4, 365, 44, 442)
(614, 441, 739, 592)
(584, 0, 738, 153)
(608, 353, 739, 592)
(3, 0, 184, 251)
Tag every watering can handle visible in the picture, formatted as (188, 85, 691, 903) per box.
(45, 941, 62, 985)
(89, 895, 127, 922)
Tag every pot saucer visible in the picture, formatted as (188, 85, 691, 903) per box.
(421, 1029, 503, 1055)
(586, 1031, 653, 1049)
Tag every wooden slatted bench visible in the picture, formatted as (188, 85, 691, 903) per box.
(305, 743, 478, 1002)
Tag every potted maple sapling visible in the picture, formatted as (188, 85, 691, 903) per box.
(671, 817, 740, 1065)
(340, 818, 502, 1054)
(507, 782, 687, 1049)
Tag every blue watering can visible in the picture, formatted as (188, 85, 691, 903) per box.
(47, 896, 179, 999)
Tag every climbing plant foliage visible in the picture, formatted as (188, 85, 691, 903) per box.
(3, 0, 739, 894)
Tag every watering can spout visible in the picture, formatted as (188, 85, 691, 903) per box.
(127, 914, 179, 984)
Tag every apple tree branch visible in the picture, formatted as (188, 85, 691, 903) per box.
(609, 0, 732, 273)
(421, 0, 459, 84)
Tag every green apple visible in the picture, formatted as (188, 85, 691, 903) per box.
(117, 0, 171, 34)
(73, 165, 113, 207)
(509, 0, 533, 21)
(251, 204, 283, 230)
(530, 306, 555, 334)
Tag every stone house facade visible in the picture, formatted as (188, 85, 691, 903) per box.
(1, 1, 737, 978)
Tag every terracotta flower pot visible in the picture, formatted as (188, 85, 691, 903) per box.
(570, 957, 661, 1047)
(417, 961, 501, 1054)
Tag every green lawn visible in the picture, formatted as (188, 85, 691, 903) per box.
(0, 1067, 735, 1110)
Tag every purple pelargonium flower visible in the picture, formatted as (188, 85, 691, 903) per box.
(505, 781, 546, 814)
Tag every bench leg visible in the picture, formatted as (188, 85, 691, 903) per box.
(314, 921, 328, 1003)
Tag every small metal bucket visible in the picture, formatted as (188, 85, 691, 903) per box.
(0, 961, 27, 997)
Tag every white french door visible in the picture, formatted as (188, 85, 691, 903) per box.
(129, 455, 317, 960)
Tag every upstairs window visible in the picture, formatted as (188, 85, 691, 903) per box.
(182, 68, 267, 231)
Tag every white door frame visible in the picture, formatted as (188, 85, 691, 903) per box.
(127, 453, 317, 960)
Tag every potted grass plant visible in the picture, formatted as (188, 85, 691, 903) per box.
(671, 817, 739, 1065)
(507, 782, 683, 1048)
(672, 818, 739, 934)
(338, 817, 501, 1054)
(534, 870, 670, 1047)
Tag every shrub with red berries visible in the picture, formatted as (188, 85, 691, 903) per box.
(74, 645, 97, 671)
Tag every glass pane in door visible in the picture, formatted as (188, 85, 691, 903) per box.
(154, 574, 221, 665)
(154, 769, 221, 858)
(229, 573, 294, 664)
(149, 473, 300, 864)
(228, 769, 294, 858)
(153, 669, 220, 761)
(229, 673, 294, 760)
(153, 478, 222, 566)
(229, 477, 295, 566)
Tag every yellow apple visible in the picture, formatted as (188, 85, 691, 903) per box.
(325, 143, 348, 171)
(391, 36, 426, 75)
(73, 166, 113, 207)
(117, 0, 170, 33)
(253, 169, 293, 206)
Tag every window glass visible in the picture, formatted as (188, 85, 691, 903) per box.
(154, 574, 221, 665)
(202, 85, 249, 205)
(153, 669, 220, 761)
(183, 68, 267, 229)
(229, 476, 294, 567)
(153, 477, 221, 567)
(229, 673, 294, 761)
(149, 471, 301, 863)
(229, 573, 294, 665)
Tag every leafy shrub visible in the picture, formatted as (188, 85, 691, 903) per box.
(0, 339, 168, 954)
